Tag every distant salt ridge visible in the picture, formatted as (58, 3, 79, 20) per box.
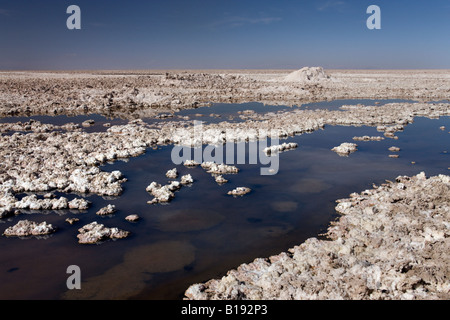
(283, 67, 330, 82)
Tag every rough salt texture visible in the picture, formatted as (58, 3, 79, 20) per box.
(3, 220, 56, 237)
(353, 136, 385, 141)
(1, 70, 448, 119)
(0, 70, 449, 220)
(166, 168, 178, 179)
(332, 143, 358, 156)
(180, 174, 194, 185)
(227, 187, 252, 196)
(264, 142, 298, 155)
(215, 175, 228, 185)
(125, 214, 140, 222)
(0, 184, 90, 220)
(13, 195, 90, 211)
(184, 160, 200, 167)
(65, 218, 79, 225)
(283, 67, 330, 82)
(96, 204, 117, 216)
(0, 101, 448, 217)
(185, 173, 450, 300)
(146, 181, 181, 204)
(201, 162, 239, 175)
(77, 222, 130, 244)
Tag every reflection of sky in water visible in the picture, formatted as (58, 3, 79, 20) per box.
(0, 102, 448, 299)
(0, 114, 129, 133)
(0, 99, 427, 129)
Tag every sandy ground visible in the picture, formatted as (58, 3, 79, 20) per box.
(0, 68, 449, 299)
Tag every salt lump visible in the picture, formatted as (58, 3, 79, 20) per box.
(166, 168, 178, 179)
(215, 175, 228, 184)
(125, 214, 140, 222)
(264, 142, 298, 155)
(96, 204, 117, 216)
(184, 160, 200, 167)
(353, 136, 385, 141)
(147, 172, 194, 203)
(77, 221, 130, 244)
(332, 143, 358, 156)
(227, 187, 251, 196)
(283, 67, 330, 82)
(3, 220, 56, 237)
(180, 174, 194, 185)
(201, 162, 239, 174)
(65, 218, 79, 225)
(146, 181, 181, 204)
(389, 146, 401, 152)
(13, 195, 90, 211)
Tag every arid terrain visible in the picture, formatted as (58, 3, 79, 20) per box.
(1, 69, 449, 120)
(185, 172, 450, 300)
(0, 68, 449, 300)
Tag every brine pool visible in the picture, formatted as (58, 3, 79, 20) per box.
(0, 100, 448, 300)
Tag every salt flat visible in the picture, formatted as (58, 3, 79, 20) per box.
(0, 68, 449, 300)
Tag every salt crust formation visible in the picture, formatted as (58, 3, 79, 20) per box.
(0, 69, 449, 213)
(125, 214, 139, 222)
(77, 221, 130, 244)
(264, 142, 298, 155)
(146, 174, 194, 204)
(184, 160, 200, 167)
(180, 174, 194, 185)
(1, 70, 448, 125)
(353, 136, 384, 141)
(166, 168, 178, 179)
(96, 204, 116, 216)
(199, 162, 239, 186)
(332, 143, 358, 156)
(185, 173, 450, 300)
(0, 69, 449, 278)
(146, 181, 181, 204)
(201, 162, 239, 175)
(0, 101, 448, 238)
(283, 67, 330, 82)
(3, 220, 56, 237)
(389, 146, 401, 152)
(227, 187, 252, 197)
(215, 175, 228, 185)
(0, 188, 90, 219)
(65, 218, 79, 225)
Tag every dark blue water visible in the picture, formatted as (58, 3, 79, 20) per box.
(301, 98, 419, 111)
(0, 101, 448, 300)
(0, 114, 129, 133)
(0, 99, 423, 130)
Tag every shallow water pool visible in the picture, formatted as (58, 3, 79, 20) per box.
(0, 101, 448, 300)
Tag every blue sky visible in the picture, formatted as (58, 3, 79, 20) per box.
(0, 0, 449, 70)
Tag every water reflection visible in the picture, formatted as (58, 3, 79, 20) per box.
(0, 101, 448, 300)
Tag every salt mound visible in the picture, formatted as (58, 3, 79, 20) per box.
(283, 67, 330, 82)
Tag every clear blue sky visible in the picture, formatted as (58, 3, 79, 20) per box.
(0, 0, 449, 70)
